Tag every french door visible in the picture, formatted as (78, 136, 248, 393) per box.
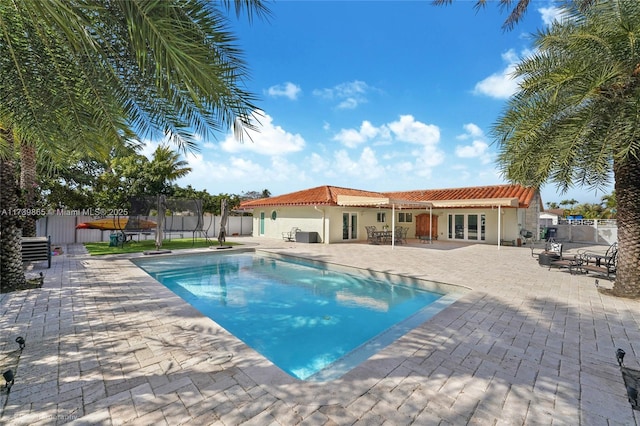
(448, 213, 485, 241)
(342, 212, 358, 240)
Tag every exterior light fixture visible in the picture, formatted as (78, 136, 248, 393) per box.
(3, 370, 14, 390)
(617, 348, 626, 366)
(16, 336, 25, 350)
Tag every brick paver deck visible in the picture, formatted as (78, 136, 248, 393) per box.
(1, 238, 638, 425)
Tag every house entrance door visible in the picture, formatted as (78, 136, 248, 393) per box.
(416, 213, 438, 240)
(342, 212, 358, 240)
(447, 213, 486, 241)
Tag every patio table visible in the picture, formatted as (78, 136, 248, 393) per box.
(585, 253, 613, 267)
(372, 230, 393, 244)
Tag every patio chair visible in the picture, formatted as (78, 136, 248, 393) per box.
(282, 227, 300, 242)
(394, 227, 403, 244)
(365, 226, 378, 244)
(394, 227, 408, 244)
(531, 238, 561, 258)
(537, 240, 565, 267)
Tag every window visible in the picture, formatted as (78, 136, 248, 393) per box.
(376, 212, 386, 223)
(271, 210, 277, 220)
(398, 212, 412, 223)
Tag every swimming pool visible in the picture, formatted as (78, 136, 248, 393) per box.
(133, 250, 464, 381)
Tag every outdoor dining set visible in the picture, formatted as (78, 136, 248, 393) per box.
(534, 239, 618, 279)
(365, 226, 409, 245)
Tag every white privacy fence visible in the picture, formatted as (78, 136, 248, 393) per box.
(541, 219, 617, 245)
(35, 215, 253, 245)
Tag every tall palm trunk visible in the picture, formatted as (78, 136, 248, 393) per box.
(611, 155, 640, 298)
(0, 132, 27, 292)
(20, 141, 37, 237)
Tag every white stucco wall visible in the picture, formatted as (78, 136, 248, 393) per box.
(251, 206, 327, 243)
(250, 204, 532, 245)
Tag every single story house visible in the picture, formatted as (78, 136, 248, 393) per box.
(239, 184, 542, 246)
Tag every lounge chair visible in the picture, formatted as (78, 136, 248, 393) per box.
(570, 242, 618, 279)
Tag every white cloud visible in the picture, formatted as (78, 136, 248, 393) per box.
(332, 120, 390, 148)
(455, 123, 492, 164)
(331, 115, 444, 178)
(411, 145, 446, 177)
(313, 80, 374, 109)
(219, 111, 305, 156)
(456, 140, 490, 159)
(176, 152, 310, 193)
(332, 147, 383, 178)
(308, 152, 331, 174)
(266, 82, 301, 100)
(333, 115, 440, 149)
(138, 139, 160, 159)
(473, 49, 522, 99)
(539, 6, 564, 26)
(388, 115, 440, 145)
(337, 98, 359, 110)
(456, 123, 484, 140)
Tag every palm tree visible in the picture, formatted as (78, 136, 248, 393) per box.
(145, 145, 192, 196)
(559, 199, 579, 214)
(493, 1, 640, 297)
(433, 0, 596, 31)
(546, 202, 560, 210)
(601, 192, 617, 219)
(0, 129, 27, 288)
(0, 0, 269, 292)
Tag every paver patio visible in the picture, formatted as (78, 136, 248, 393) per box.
(1, 237, 639, 425)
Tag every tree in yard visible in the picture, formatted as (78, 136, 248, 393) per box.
(144, 146, 192, 196)
(492, 1, 640, 297)
(433, 0, 597, 31)
(570, 203, 604, 220)
(242, 189, 272, 200)
(0, 128, 27, 288)
(559, 199, 579, 213)
(601, 191, 617, 219)
(0, 0, 269, 292)
(545, 201, 560, 210)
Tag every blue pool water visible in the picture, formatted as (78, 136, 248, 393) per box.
(134, 250, 459, 381)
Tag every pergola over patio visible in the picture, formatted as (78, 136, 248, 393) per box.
(336, 194, 520, 248)
(336, 195, 434, 248)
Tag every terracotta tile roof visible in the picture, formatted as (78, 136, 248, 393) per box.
(385, 184, 538, 208)
(239, 185, 386, 208)
(239, 184, 538, 209)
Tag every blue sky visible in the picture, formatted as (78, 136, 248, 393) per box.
(145, 1, 612, 205)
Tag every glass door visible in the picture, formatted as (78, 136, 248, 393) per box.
(448, 213, 486, 241)
(342, 212, 358, 240)
(468, 215, 478, 240)
(452, 214, 465, 240)
(259, 212, 265, 235)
